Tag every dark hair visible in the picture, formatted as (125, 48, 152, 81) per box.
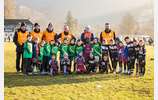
(124, 36, 129, 40)
(27, 34, 31, 38)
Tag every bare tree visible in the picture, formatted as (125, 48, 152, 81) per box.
(119, 13, 138, 35)
(65, 11, 79, 34)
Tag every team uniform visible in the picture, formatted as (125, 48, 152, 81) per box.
(125, 41, 135, 74)
(59, 43, 69, 72)
(137, 45, 146, 75)
(32, 42, 40, 73)
(42, 43, 51, 73)
(60, 57, 71, 75)
(50, 43, 59, 60)
(109, 44, 118, 73)
(92, 42, 101, 63)
(87, 56, 97, 73)
(23, 40, 33, 74)
(99, 58, 110, 73)
(118, 45, 126, 73)
(49, 59, 58, 75)
(83, 43, 92, 62)
(38, 45, 44, 72)
(76, 55, 86, 73)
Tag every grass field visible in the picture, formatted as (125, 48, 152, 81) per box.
(4, 42, 154, 100)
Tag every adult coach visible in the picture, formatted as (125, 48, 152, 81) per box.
(100, 23, 116, 44)
(30, 23, 42, 42)
(13, 22, 29, 72)
(81, 25, 94, 44)
(42, 23, 57, 43)
(58, 25, 75, 43)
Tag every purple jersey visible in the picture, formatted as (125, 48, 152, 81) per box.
(83, 44, 92, 59)
(76, 56, 85, 65)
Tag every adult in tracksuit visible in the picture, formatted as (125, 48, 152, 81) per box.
(13, 22, 29, 72)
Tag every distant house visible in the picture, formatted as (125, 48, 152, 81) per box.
(4, 19, 33, 42)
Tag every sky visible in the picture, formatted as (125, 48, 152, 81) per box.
(16, 0, 153, 24)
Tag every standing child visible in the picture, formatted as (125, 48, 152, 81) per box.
(117, 41, 125, 73)
(60, 38, 69, 72)
(92, 38, 101, 63)
(76, 52, 86, 73)
(137, 40, 146, 76)
(133, 39, 139, 75)
(99, 54, 110, 73)
(124, 37, 135, 75)
(50, 40, 59, 60)
(49, 54, 58, 76)
(101, 39, 113, 72)
(32, 37, 40, 74)
(75, 39, 84, 71)
(109, 39, 118, 74)
(68, 38, 76, 72)
(83, 40, 92, 62)
(23, 34, 33, 75)
(87, 53, 97, 73)
(61, 54, 71, 76)
(38, 40, 45, 72)
(41, 41, 51, 74)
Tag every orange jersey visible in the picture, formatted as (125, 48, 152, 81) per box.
(17, 31, 28, 45)
(30, 31, 42, 42)
(101, 31, 115, 44)
(61, 32, 73, 43)
(42, 30, 56, 43)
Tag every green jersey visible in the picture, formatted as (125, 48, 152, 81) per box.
(60, 43, 69, 58)
(75, 45, 83, 56)
(50, 44, 59, 58)
(38, 46, 44, 62)
(23, 41, 33, 58)
(68, 44, 76, 58)
(43, 43, 51, 57)
(92, 43, 101, 57)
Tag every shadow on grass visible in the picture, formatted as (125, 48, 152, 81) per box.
(5, 72, 132, 88)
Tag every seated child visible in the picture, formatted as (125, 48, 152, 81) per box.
(23, 34, 33, 75)
(61, 54, 71, 76)
(99, 54, 110, 73)
(87, 53, 97, 73)
(75, 52, 86, 73)
(49, 54, 58, 76)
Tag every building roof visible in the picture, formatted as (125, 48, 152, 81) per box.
(4, 19, 33, 25)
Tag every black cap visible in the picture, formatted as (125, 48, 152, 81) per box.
(34, 23, 39, 27)
(21, 22, 26, 27)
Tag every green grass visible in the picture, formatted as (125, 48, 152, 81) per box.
(4, 43, 154, 100)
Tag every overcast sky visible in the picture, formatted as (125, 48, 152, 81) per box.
(16, 0, 152, 23)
